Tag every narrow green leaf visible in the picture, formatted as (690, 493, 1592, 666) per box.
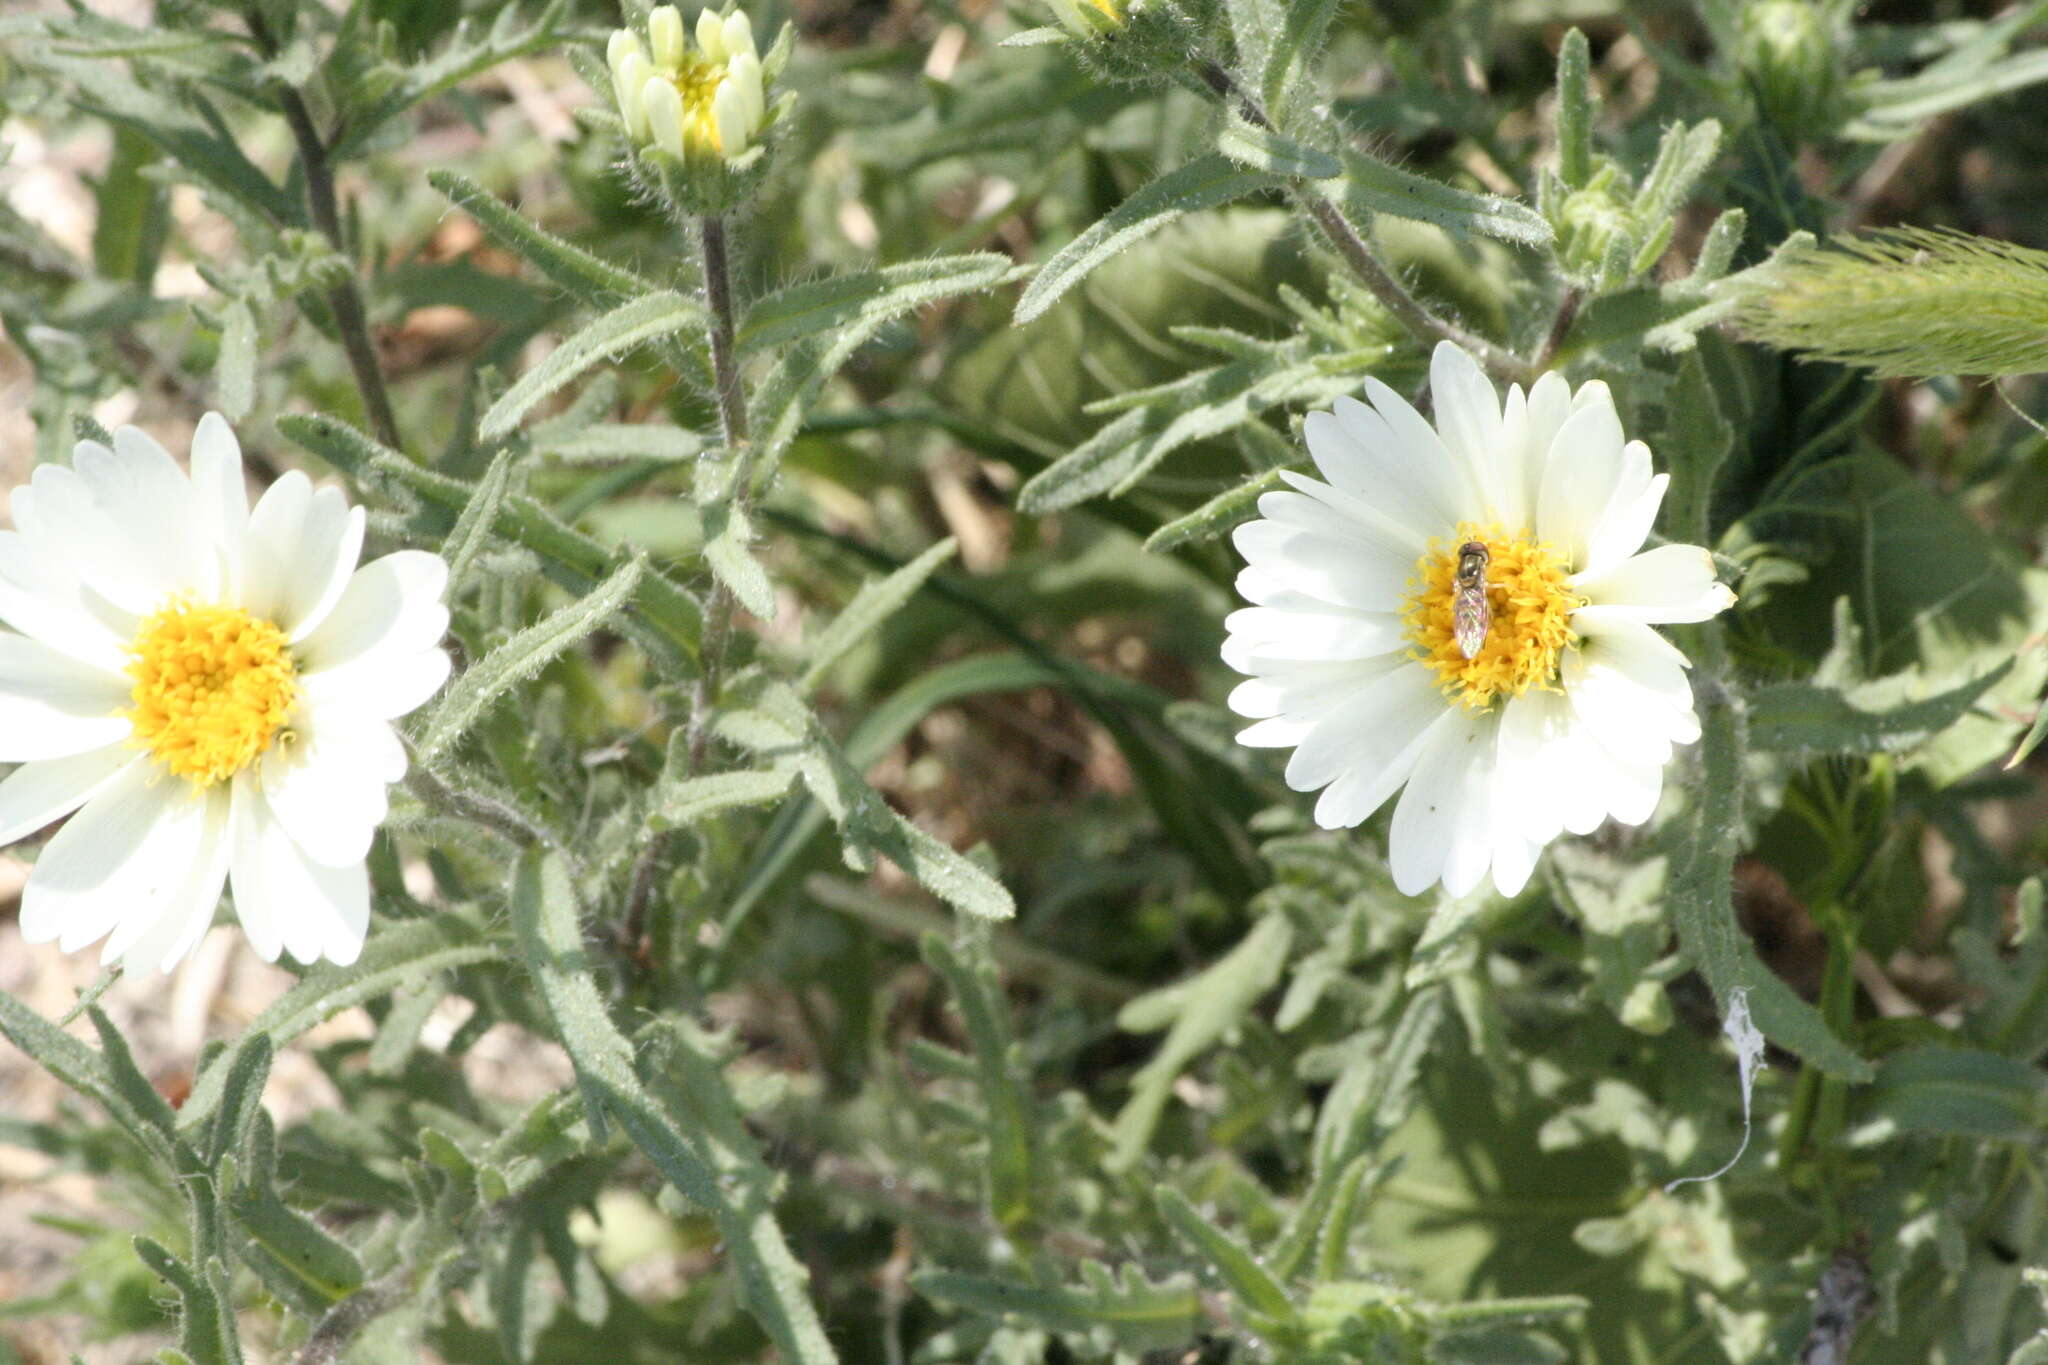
(1867, 1047, 2048, 1140)
(1668, 692, 1872, 1080)
(1850, 48, 2048, 138)
(1310, 986, 1445, 1175)
(1633, 121, 1721, 223)
(701, 506, 777, 621)
(510, 849, 838, 1365)
(482, 295, 707, 439)
(1747, 661, 2013, 755)
(1218, 119, 1340, 180)
(419, 556, 644, 760)
(0, 989, 172, 1163)
(540, 423, 706, 464)
(365, 982, 449, 1077)
(214, 298, 258, 421)
(913, 1264, 1201, 1348)
(1019, 352, 1317, 513)
(1110, 915, 1294, 1167)
(1155, 1187, 1297, 1325)
(227, 1115, 365, 1305)
(1258, 0, 1341, 118)
(1146, 467, 1293, 552)
(334, 2, 570, 155)
(2007, 691, 2048, 770)
(920, 934, 1036, 1229)
(430, 170, 652, 306)
(134, 1238, 237, 1365)
(652, 768, 796, 829)
(92, 126, 167, 286)
(86, 1007, 179, 1140)
(44, 53, 294, 224)
(749, 254, 1014, 468)
(800, 538, 959, 692)
(1693, 208, 1746, 283)
(1554, 29, 1595, 190)
(442, 449, 513, 597)
(202, 1034, 273, 1167)
(804, 728, 1016, 921)
(739, 256, 1013, 353)
(1659, 350, 1734, 546)
(882, 810, 1014, 921)
(1014, 155, 1283, 324)
(1331, 147, 1552, 247)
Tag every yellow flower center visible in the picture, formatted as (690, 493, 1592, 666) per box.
(1403, 522, 1580, 710)
(126, 600, 298, 787)
(663, 58, 730, 154)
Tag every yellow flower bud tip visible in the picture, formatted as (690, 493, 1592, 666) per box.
(696, 8, 727, 62)
(722, 10, 756, 60)
(712, 81, 749, 159)
(615, 50, 654, 140)
(648, 6, 685, 70)
(642, 77, 687, 158)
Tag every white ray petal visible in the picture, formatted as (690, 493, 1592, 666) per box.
(0, 634, 134, 761)
(297, 551, 450, 677)
(1572, 544, 1736, 624)
(0, 746, 140, 845)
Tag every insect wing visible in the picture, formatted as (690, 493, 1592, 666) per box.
(1453, 581, 1491, 659)
(1452, 541, 1490, 660)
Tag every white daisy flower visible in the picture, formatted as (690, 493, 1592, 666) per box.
(0, 415, 451, 972)
(1226, 342, 1736, 899)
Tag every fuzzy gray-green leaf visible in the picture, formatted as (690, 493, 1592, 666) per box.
(511, 849, 839, 1364)
(1747, 661, 2013, 755)
(1146, 466, 1294, 551)
(1155, 1186, 1297, 1324)
(1331, 147, 1552, 247)
(430, 170, 652, 306)
(1218, 120, 1339, 180)
(1015, 155, 1283, 324)
(215, 297, 257, 421)
(652, 768, 797, 829)
(443, 449, 514, 597)
(799, 537, 958, 692)
(419, 557, 644, 761)
(482, 295, 707, 439)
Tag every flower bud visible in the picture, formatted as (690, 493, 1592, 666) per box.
(647, 5, 685, 71)
(722, 10, 756, 60)
(697, 8, 728, 62)
(727, 50, 765, 128)
(613, 50, 653, 141)
(1554, 174, 1632, 283)
(598, 7, 784, 213)
(713, 82, 749, 160)
(642, 77, 687, 160)
(1737, 0, 1843, 135)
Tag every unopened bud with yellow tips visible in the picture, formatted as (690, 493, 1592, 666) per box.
(607, 5, 776, 166)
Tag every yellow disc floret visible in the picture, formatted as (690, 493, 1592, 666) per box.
(126, 600, 297, 787)
(1404, 522, 1580, 710)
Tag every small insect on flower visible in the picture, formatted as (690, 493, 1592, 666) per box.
(1453, 539, 1491, 660)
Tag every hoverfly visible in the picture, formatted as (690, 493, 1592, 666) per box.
(1452, 540, 1491, 660)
